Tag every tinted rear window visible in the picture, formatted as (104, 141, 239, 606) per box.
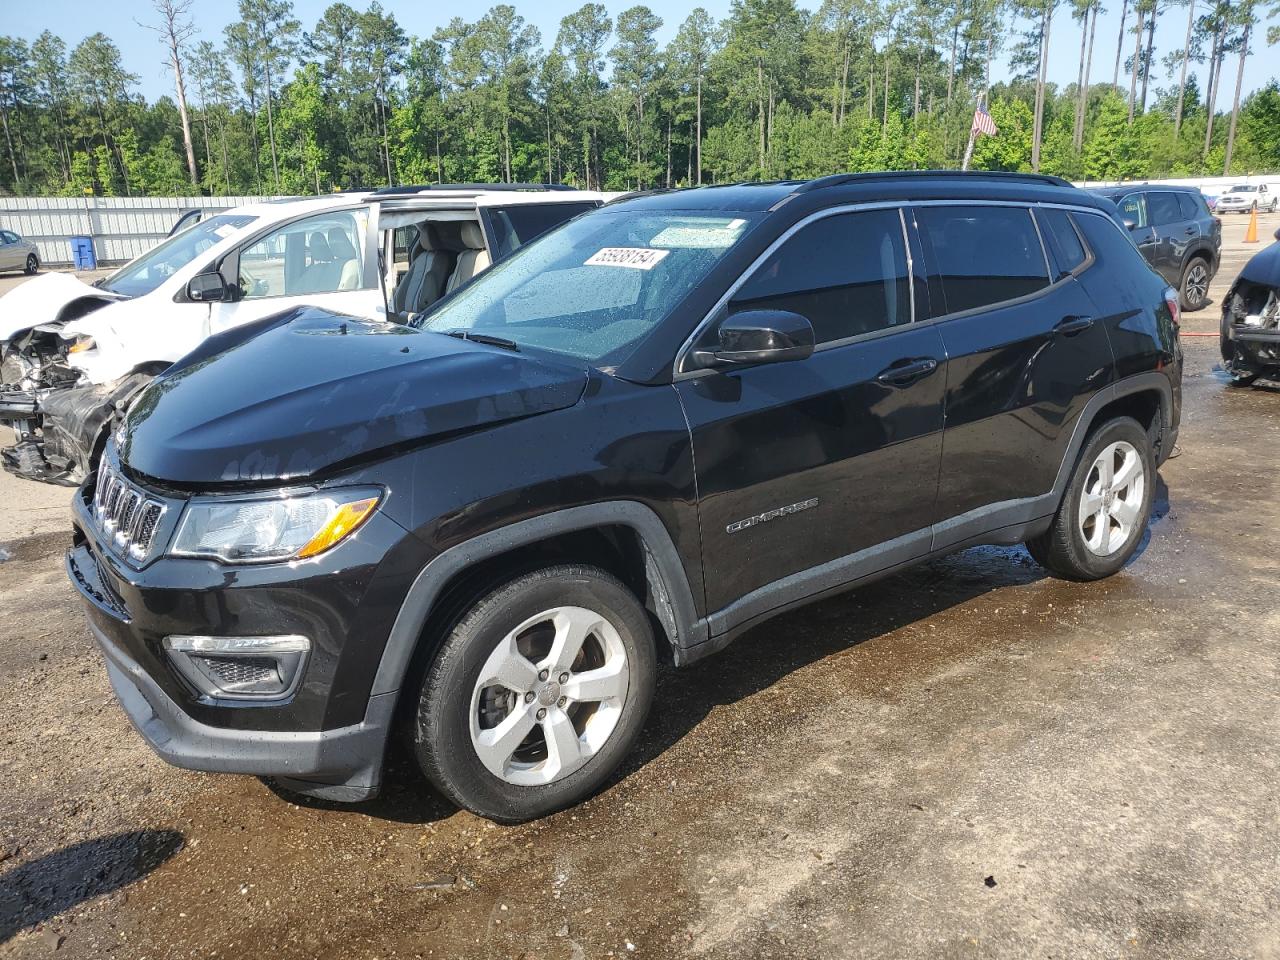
(1148, 192, 1183, 226)
(1039, 209, 1088, 276)
(1176, 193, 1200, 219)
(487, 203, 598, 258)
(916, 205, 1049, 315)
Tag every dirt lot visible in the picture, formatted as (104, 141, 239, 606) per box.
(1, 218, 1278, 960)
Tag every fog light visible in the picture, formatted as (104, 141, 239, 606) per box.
(163, 635, 310, 702)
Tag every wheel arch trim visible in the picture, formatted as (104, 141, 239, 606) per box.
(370, 502, 705, 697)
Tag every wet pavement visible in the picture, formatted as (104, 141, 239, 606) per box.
(1, 236, 1279, 958)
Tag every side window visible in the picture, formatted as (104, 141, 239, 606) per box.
(237, 208, 369, 300)
(0, 231, 15, 243)
(916, 205, 1049, 315)
(729, 208, 910, 345)
(1148, 192, 1183, 226)
(487, 203, 598, 259)
(1176, 193, 1200, 220)
(1116, 192, 1147, 227)
(1039, 209, 1088, 276)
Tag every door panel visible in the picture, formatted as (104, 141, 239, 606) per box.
(1147, 191, 1194, 284)
(913, 204, 1115, 541)
(678, 325, 946, 617)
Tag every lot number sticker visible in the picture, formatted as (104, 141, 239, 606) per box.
(584, 247, 670, 270)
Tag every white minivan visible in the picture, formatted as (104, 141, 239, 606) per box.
(0, 185, 604, 484)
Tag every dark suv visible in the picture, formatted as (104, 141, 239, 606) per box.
(68, 172, 1182, 822)
(1094, 185, 1220, 312)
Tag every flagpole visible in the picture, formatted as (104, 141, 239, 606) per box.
(961, 92, 985, 171)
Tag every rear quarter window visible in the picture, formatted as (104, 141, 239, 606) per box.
(916, 205, 1049, 315)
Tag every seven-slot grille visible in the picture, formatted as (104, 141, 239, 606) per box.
(93, 460, 166, 562)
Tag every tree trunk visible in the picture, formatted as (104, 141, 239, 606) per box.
(262, 47, 281, 191)
(1223, 20, 1249, 173)
(882, 55, 891, 133)
(1113, 0, 1129, 88)
(1204, 25, 1224, 156)
(1033, 5, 1053, 171)
(840, 44, 850, 123)
(1074, 6, 1089, 150)
(947, 22, 959, 108)
(695, 73, 702, 185)
(0, 102, 18, 186)
(166, 31, 199, 185)
(757, 60, 766, 174)
(1140, 3, 1157, 112)
(1128, 5, 1144, 121)
(1174, 0, 1195, 136)
(1076, 3, 1098, 150)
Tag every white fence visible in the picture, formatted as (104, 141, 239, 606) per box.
(0, 196, 274, 267)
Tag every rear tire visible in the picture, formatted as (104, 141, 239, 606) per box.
(1026, 417, 1155, 581)
(410, 564, 656, 823)
(24, 254, 38, 275)
(1178, 257, 1210, 312)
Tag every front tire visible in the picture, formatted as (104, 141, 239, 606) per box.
(410, 564, 656, 823)
(1179, 257, 1210, 312)
(24, 254, 38, 275)
(1026, 417, 1155, 581)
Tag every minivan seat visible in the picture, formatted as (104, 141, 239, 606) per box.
(297, 233, 339, 293)
(326, 227, 361, 290)
(445, 222, 491, 293)
(392, 224, 452, 316)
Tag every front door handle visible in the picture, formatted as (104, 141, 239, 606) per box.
(1055, 315, 1095, 336)
(876, 357, 939, 386)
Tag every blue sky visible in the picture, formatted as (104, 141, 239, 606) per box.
(6, 0, 1276, 106)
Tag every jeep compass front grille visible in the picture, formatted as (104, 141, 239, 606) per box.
(93, 460, 167, 562)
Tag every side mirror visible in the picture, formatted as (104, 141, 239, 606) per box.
(187, 271, 229, 303)
(1123, 217, 1138, 231)
(693, 309, 815, 368)
(1273, 227, 1280, 242)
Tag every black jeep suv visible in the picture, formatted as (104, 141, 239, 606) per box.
(68, 172, 1182, 822)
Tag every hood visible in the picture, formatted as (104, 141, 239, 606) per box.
(119, 308, 590, 485)
(0, 272, 124, 341)
(1237, 239, 1280, 287)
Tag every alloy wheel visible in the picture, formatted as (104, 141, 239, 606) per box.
(1185, 262, 1208, 306)
(469, 605, 629, 786)
(1078, 440, 1146, 557)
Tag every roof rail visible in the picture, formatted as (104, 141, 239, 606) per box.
(371, 182, 579, 196)
(793, 170, 1073, 193)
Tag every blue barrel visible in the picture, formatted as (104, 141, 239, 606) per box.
(70, 236, 96, 270)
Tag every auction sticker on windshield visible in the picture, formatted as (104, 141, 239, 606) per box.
(584, 247, 670, 270)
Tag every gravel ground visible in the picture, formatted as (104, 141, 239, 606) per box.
(0, 217, 1277, 959)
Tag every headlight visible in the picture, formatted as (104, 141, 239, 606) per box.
(171, 488, 380, 563)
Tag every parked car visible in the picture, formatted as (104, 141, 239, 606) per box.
(1214, 183, 1278, 214)
(68, 171, 1182, 822)
(0, 229, 40, 275)
(1220, 225, 1280, 386)
(0, 185, 603, 484)
(1094, 185, 1221, 312)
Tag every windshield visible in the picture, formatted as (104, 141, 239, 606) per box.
(419, 209, 756, 366)
(1229, 186, 1257, 193)
(100, 214, 257, 297)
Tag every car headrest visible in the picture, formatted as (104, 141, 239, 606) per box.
(459, 222, 485, 250)
(412, 222, 438, 257)
(327, 227, 357, 261)
(309, 233, 332, 261)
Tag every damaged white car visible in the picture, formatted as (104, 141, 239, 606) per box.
(0, 185, 603, 484)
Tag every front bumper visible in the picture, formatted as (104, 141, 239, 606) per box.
(1226, 323, 1280, 368)
(66, 471, 423, 801)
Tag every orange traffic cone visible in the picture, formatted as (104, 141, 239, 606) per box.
(1245, 207, 1259, 243)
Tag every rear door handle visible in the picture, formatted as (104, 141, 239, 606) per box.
(876, 357, 939, 386)
(1055, 315, 1094, 336)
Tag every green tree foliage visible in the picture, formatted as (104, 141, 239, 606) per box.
(1, 0, 1279, 197)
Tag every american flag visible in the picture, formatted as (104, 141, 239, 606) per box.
(971, 105, 998, 137)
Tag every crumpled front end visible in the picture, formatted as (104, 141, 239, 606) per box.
(1, 372, 153, 486)
(1221, 277, 1280, 380)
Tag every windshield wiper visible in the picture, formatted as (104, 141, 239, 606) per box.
(445, 330, 520, 352)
